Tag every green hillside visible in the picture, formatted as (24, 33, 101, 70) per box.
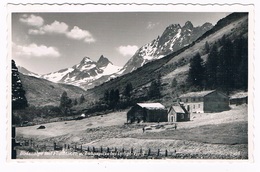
(19, 73, 85, 107)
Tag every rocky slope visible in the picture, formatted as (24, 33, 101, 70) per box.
(118, 21, 213, 74)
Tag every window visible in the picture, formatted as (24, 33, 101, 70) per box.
(198, 104, 200, 108)
(193, 105, 195, 109)
(192, 98, 195, 102)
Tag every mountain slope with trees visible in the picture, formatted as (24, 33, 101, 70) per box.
(82, 13, 248, 110)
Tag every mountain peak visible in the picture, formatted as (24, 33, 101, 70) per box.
(81, 57, 94, 64)
(183, 21, 194, 30)
(166, 24, 181, 30)
(97, 55, 111, 68)
(201, 22, 213, 29)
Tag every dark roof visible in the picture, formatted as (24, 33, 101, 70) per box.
(179, 90, 215, 98)
(137, 103, 166, 110)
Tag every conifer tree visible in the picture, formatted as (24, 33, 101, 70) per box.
(79, 94, 85, 104)
(205, 43, 218, 89)
(187, 53, 205, 88)
(12, 60, 28, 110)
(204, 41, 210, 54)
(124, 82, 133, 99)
(59, 91, 72, 115)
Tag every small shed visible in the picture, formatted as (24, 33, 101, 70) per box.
(127, 103, 168, 123)
(168, 103, 190, 122)
(229, 92, 248, 105)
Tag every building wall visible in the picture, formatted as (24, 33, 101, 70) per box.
(168, 108, 190, 122)
(230, 97, 248, 105)
(185, 101, 204, 113)
(127, 105, 167, 123)
(179, 91, 229, 113)
(203, 91, 229, 112)
(180, 97, 204, 113)
(168, 109, 176, 122)
(146, 109, 168, 122)
(127, 106, 146, 123)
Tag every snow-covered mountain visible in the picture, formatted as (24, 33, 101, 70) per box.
(19, 21, 213, 90)
(118, 21, 213, 75)
(41, 55, 122, 88)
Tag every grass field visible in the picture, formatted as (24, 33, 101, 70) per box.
(16, 104, 248, 159)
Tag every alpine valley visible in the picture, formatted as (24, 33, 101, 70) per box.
(12, 12, 249, 160)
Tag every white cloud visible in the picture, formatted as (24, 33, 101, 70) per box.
(28, 28, 45, 35)
(29, 20, 69, 35)
(42, 21, 69, 34)
(117, 45, 139, 56)
(66, 26, 96, 43)
(26, 19, 96, 43)
(19, 14, 44, 27)
(147, 21, 160, 30)
(13, 43, 60, 58)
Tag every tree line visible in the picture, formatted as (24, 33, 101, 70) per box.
(187, 35, 248, 94)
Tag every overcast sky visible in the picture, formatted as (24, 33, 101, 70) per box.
(12, 12, 229, 74)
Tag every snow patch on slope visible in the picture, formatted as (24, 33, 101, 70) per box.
(43, 68, 74, 82)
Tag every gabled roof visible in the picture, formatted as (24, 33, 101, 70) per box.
(179, 90, 215, 98)
(170, 105, 185, 113)
(137, 103, 166, 110)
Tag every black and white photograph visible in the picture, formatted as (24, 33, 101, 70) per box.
(9, 3, 253, 161)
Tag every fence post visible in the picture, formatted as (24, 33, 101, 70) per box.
(165, 149, 168, 157)
(157, 149, 160, 156)
(122, 148, 124, 153)
(87, 146, 90, 152)
(100, 146, 103, 153)
(148, 148, 151, 156)
(93, 146, 95, 153)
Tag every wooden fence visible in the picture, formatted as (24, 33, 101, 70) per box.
(16, 138, 178, 159)
(15, 138, 247, 159)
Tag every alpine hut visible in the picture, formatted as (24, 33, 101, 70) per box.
(127, 103, 168, 123)
(229, 92, 248, 105)
(178, 90, 229, 113)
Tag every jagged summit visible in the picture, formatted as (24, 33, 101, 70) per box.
(118, 21, 213, 75)
(24, 20, 213, 90)
(41, 55, 122, 88)
(97, 55, 111, 68)
(183, 21, 194, 30)
(80, 57, 94, 64)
